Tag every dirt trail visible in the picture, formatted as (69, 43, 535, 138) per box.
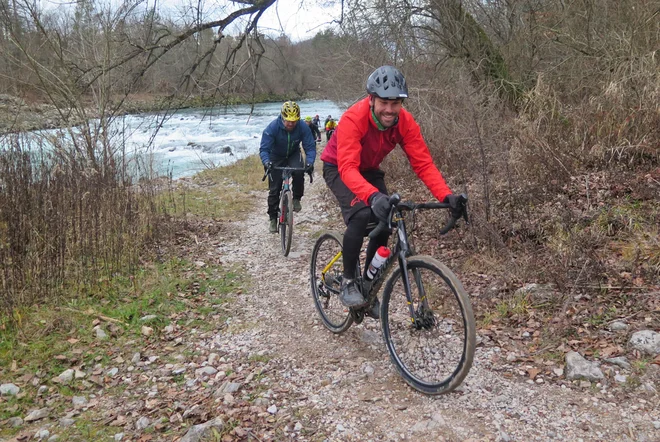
(212, 176, 659, 442)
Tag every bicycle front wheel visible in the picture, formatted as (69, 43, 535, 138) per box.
(310, 231, 353, 333)
(280, 190, 294, 256)
(381, 255, 475, 395)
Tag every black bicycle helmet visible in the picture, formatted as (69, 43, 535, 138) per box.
(366, 65, 408, 99)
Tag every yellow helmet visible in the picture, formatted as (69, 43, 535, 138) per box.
(305, 116, 312, 122)
(281, 101, 300, 122)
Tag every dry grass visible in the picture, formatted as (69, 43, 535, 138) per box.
(0, 133, 164, 323)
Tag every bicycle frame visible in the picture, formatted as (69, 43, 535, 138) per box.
(262, 165, 311, 256)
(322, 199, 454, 326)
(279, 170, 294, 223)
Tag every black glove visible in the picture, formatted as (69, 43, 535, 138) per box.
(305, 163, 314, 174)
(263, 161, 273, 173)
(369, 192, 391, 223)
(443, 193, 466, 219)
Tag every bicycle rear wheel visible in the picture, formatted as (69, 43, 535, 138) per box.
(381, 255, 475, 395)
(280, 190, 294, 256)
(310, 231, 353, 333)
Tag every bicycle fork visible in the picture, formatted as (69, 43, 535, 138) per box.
(280, 183, 291, 224)
(398, 251, 435, 329)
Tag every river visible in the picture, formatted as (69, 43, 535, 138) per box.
(120, 99, 343, 179)
(2, 99, 344, 180)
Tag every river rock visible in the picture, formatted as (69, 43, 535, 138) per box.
(565, 352, 604, 381)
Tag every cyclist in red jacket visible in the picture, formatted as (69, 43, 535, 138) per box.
(320, 65, 463, 318)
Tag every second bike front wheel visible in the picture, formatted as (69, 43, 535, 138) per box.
(381, 255, 475, 395)
(280, 191, 294, 256)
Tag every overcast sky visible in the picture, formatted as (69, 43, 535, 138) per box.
(257, 0, 342, 42)
(42, 0, 342, 42)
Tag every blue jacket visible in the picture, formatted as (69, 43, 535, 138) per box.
(259, 116, 317, 165)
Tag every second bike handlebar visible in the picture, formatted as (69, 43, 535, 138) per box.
(261, 166, 313, 184)
(368, 193, 469, 239)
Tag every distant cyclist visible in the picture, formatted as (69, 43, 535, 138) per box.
(320, 66, 463, 317)
(325, 118, 337, 141)
(260, 101, 316, 233)
(305, 116, 322, 143)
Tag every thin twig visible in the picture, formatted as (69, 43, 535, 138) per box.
(605, 311, 645, 325)
(566, 285, 657, 291)
(58, 307, 125, 324)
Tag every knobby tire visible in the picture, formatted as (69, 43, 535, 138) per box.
(280, 191, 294, 256)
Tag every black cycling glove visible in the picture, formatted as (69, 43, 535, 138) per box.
(264, 161, 273, 173)
(443, 193, 466, 219)
(369, 192, 391, 223)
(305, 163, 314, 174)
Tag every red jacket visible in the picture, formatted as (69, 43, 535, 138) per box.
(320, 97, 452, 203)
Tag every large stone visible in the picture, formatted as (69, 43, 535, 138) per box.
(629, 330, 660, 356)
(53, 369, 74, 385)
(179, 417, 225, 442)
(514, 283, 556, 302)
(0, 383, 20, 396)
(565, 352, 604, 381)
(604, 356, 631, 370)
(24, 408, 50, 422)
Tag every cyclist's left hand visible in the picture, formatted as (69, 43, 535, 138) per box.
(305, 163, 314, 174)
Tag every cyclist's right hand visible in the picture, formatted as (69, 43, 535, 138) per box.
(264, 161, 273, 173)
(369, 192, 390, 223)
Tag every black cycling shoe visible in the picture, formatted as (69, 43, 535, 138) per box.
(366, 297, 380, 320)
(339, 278, 365, 307)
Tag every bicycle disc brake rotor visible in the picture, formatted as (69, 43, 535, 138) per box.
(413, 305, 437, 330)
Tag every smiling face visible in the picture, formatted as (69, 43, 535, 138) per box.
(370, 96, 403, 128)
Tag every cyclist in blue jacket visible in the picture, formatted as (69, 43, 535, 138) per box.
(259, 101, 317, 233)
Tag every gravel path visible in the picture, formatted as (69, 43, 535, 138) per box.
(209, 178, 659, 442)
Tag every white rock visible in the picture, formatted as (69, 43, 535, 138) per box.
(34, 429, 50, 440)
(608, 321, 628, 331)
(72, 396, 88, 408)
(25, 408, 49, 422)
(55, 369, 74, 385)
(629, 330, 660, 356)
(0, 383, 20, 396)
(136, 416, 150, 430)
(95, 328, 108, 339)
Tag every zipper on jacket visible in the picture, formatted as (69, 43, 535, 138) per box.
(287, 132, 292, 156)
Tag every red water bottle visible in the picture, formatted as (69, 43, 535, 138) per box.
(366, 246, 390, 280)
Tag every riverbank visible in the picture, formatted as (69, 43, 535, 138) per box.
(0, 92, 325, 134)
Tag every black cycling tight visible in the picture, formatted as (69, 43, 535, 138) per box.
(342, 207, 390, 280)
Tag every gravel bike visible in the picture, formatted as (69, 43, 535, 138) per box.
(310, 193, 475, 394)
(263, 166, 311, 256)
